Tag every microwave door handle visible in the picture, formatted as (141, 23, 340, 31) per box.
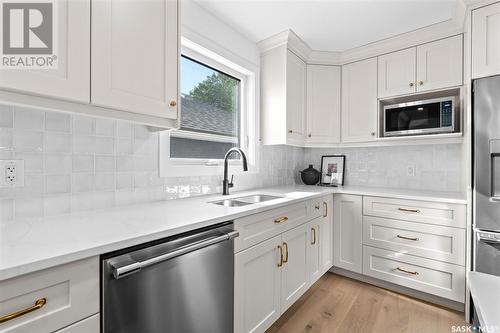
(111, 231, 239, 279)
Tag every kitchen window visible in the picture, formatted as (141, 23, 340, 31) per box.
(160, 38, 257, 177)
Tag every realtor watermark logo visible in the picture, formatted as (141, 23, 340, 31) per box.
(1, 0, 58, 69)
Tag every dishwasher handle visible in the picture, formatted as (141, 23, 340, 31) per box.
(111, 230, 239, 279)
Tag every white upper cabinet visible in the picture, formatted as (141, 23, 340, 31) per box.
(341, 58, 378, 143)
(0, 0, 90, 103)
(378, 48, 417, 98)
(306, 65, 341, 146)
(378, 35, 463, 98)
(472, 2, 500, 79)
(261, 46, 306, 146)
(286, 51, 307, 145)
(91, 0, 179, 120)
(416, 35, 463, 92)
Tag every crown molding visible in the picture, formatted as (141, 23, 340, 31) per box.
(257, 0, 467, 66)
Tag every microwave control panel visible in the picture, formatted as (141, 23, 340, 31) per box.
(441, 101, 453, 128)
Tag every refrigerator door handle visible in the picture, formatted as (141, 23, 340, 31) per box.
(477, 231, 500, 245)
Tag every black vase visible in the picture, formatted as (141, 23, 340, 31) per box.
(300, 164, 320, 185)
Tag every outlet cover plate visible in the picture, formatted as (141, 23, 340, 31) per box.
(0, 160, 25, 188)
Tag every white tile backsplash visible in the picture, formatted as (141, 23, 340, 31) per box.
(0, 104, 464, 221)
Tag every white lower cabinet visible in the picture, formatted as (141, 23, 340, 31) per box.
(234, 235, 282, 333)
(333, 194, 363, 273)
(234, 195, 333, 333)
(280, 224, 310, 312)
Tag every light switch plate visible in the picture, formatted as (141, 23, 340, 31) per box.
(0, 160, 25, 188)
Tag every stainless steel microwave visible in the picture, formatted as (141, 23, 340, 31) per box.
(383, 96, 457, 137)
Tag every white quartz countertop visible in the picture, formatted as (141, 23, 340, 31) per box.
(468, 272, 500, 330)
(0, 185, 466, 281)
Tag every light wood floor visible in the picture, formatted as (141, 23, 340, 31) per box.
(267, 273, 467, 333)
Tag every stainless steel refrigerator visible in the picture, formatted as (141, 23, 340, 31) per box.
(473, 75, 500, 276)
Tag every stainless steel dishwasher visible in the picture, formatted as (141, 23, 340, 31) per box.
(101, 222, 238, 333)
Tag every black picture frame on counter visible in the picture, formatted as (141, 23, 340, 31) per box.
(319, 155, 345, 186)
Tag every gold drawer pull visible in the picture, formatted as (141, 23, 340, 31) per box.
(323, 202, 328, 217)
(397, 234, 419, 241)
(398, 207, 421, 214)
(311, 227, 317, 245)
(277, 245, 283, 267)
(274, 216, 288, 224)
(283, 242, 289, 263)
(396, 267, 419, 275)
(0, 298, 47, 324)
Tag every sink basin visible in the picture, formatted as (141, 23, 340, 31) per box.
(236, 194, 283, 203)
(211, 199, 252, 207)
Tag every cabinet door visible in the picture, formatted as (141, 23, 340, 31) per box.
(92, 0, 178, 119)
(307, 219, 321, 285)
(280, 224, 309, 312)
(0, 0, 90, 102)
(416, 35, 463, 92)
(306, 65, 341, 145)
(234, 236, 282, 333)
(341, 58, 378, 143)
(333, 194, 363, 273)
(378, 48, 416, 98)
(320, 196, 334, 275)
(286, 50, 306, 145)
(54, 314, 99, 333)
(472, 2, 500, 79)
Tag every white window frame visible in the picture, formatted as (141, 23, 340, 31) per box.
(160, 37, 259, 177)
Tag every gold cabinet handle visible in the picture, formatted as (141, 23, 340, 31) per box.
(169, 100, 177, 107)
(398, 207, 421, 214)
(283, 242, 289, 263)
(0, 298, 47, 324)
(409, 82, 415, 87)
(277, 245, 283, 267)
(418, 81, 424, 86)
(311, 227, 317, 245)
(397, 234, 419, 241)
(274, 216, 288, 224)
(396, 267, 419, 275)
(323, 202, 328, 217)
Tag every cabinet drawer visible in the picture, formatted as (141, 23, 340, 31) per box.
(309, 198, 324, 220)
(234, 201, 309, 253)
(54, 314, 99, 333)
(363, 196, 466, 227)
(0, 257, 99, 333)
(363, 216, 466, 265)
(363, 246, 465, 302)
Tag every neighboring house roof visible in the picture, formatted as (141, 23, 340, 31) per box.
(180, 95, 238, 137)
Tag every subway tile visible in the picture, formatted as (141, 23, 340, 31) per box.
(43, 195, 71, 216)
(134, 172, 150, 188)
(134, 138, 155, 155)
(116, 172, 133, 189)
(96, 118, 116, 137)
(116, 155, 133, 172)
(45, 132, 71, 153)
(116, 138, 133, 154)
(0, 128, 13, 151)
(45, 175, 71, 194)
(92, 191, 115, 209)
(134, 155, 154, 172)
(0, 199, 14, 221)
(15, 153, 43, 173)
(71, 192, 94, 212)
(72, 154, 94, 173)
(95, 155, 115, 172)
(72, 173, 94, 192)
(95, 137, 114, 155)
(134, 125, 150, 139)
(73, 135, 95, 154)
(15, 174, 44, 197)
(45, 112, 71, 133)
(116, 121, 132, 138)
(73, 115, 95, 135)
(0, 105, 13, 128)
(13, 130, 43, 152)
(45, 154, 72, 175)
(115, 189, 134, 206)
(95, 173, 115, 191)
(14, 107, 44, 130)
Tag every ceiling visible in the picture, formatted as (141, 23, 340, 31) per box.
(193, 0, 457, 52)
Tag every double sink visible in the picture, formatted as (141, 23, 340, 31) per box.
(211, 194, 283, 207)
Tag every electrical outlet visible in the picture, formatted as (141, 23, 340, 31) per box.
(406, 165, 416, 177)
(0, 160, 24, 188)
